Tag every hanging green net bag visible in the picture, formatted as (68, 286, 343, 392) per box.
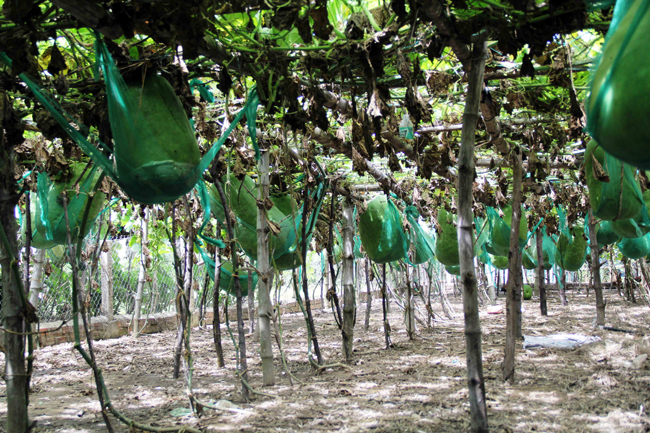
(586, 0, 650, 170)
(584, 140, 644, 221)
(22, 192, 57, 250)
(596, 220, 621, 246)
(358, 195, 408, 264)
(405, 206, 436, 265)
(200, 248, 257, 297)
(554, 225, 589, 271)
(434, 208, 460, 267)
(484, 207, 510, 257)
(503, 204, 527, 248)
(445, 265, 460, 276)
(26, 163, 106, 248)
(617, 233, 650, 259)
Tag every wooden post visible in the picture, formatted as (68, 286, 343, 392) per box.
(256, 149, 275, 386)
(588, 209, 605, 325)
(456, 36, 489, 432)
(504, 148, 524, 382)
(404, 264, 415, 340)
(212, 241, 225, 368)
(342, 198, 355, 362)
(133, 208, 148, 336)
(536, 229, 547, 316)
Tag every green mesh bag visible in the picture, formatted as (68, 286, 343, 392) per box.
(554, 225, 589, 271)
(405, 206, 436, 265)
(586, 0, 650, 170)
(484, 207, 510, 257)
(25, 164, 106, 248)
(618, 233, 650, 259)
(359, 195, 408, 264)
(21, 192, 57, 250)
(503, 204, 527, 247)
(584, 141, 644, 221)
(434, 208, 460, 267)
(596, 220, 621, 246)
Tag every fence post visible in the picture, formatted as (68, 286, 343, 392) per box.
(100, 240, 114, 321)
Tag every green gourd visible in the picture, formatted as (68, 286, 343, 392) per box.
(587, 0, 650, 170)
(491, 255, 509, 270)
(618, 234, 650, 259)
(358, 195, 408, 264)
(596, 220, 621, 246)
(584, 140, 643, 221)
(435, 209, 460, 267)
(523, 285, 533, 300)
(555, 226, 589, 271)
(113, 74, 201, 204)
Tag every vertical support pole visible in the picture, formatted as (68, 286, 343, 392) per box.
(28, 248, 46, 309)
(588, 209, 605, 325)
(504, 148, 523, 382)
(248, 269, 255, 334)
(404, 265, 415, 340)
(133, 209, 148, 336)
(256, 149, 275, 386)
(342, 197, 355, 362)
(364, 258, 372, 331)
(456, 35, 489, 432)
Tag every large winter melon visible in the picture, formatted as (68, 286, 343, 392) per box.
(112, 74, 201, 204)
(31, 163, 106, 247)
(490, 255, 509, 270)
(586, 0, 650, 170)
(584, 140, 643, 221)
(555, 226, 589, 272)
(596, 220, 621, 246)
(618, 234, 650, 259)
(434, 209, 459, 267)
(523, 284, 533, 300)
(358, 195, 408, 264)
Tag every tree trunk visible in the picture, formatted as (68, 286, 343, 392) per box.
(342, 198, 356, 362)
(133, 208, 149, 336)
(638, 258, 650, 305)
(322, 252, 328, 311)
(256, 149, 275, 386)
(559, 268, 568, 306)
(536, 229, 547, 316)
(28, 248, 46, 309)
(456, 37, 489, 432)
(0, 88, 29, 433)
(364, 258, 372, 331)
(588, 209, 605, 325)
(503, 146, 524, 383)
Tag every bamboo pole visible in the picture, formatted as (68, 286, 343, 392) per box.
(588, 209, 605, 325)
(504, 148, 523, 382)
(536, 229, 547, 316)
(28, 248, 46, 308)
(456, 35, 489, 432)
(256, 149, 275, 386)
(342, 198, 355, 362)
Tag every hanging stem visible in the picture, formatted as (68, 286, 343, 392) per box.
(381, 263, 392, 349)
(326, 192, 344, 329)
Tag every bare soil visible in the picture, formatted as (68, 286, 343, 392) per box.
(1, 288, 649, 432)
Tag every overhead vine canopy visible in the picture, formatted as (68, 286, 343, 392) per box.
(0, 0, 613, 226)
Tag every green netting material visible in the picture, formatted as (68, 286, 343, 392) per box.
(554, 224, 589, 272)
(405, 206, 436, 265)
(358, 195, 408, 264)
(586, 0, 650, 170)
(618, 233, 650, 259)
(189, 78, 215, 103)
(23, 164, 106, 249)
(0, 38, 260, 205)
(584, 141, 644, 221)
(434, 209, 459, 267)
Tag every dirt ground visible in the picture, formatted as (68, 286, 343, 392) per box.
(1, 287, 649, 433)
